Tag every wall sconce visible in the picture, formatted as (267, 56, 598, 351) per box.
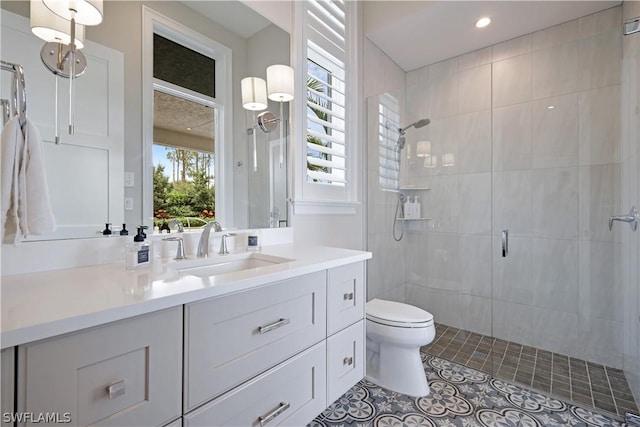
(241, 65, 294, 168)
(241, 77, 268, 172)
(30, 0, 103, 138)
(267, 64, 294, 166)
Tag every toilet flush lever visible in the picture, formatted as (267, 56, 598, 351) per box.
(609, 206, 638, 231)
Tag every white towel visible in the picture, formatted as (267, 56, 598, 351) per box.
(1, 117, 56, 244)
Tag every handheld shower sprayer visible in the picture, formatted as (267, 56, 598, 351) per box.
(397, 118, 430, 149)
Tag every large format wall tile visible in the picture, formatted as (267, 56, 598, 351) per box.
(492, 54, 532, 107)
(458, 64, 491, 115)
(532, 93, 578, 169)
(532, 41, 578, 99)
(578, 85, 620, 166)
(458, 110, 491, 174)
(531, 167, 579, 240)
(493, 103, 533, 171)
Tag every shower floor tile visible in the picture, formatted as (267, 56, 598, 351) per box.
(422, 323, 639, 419)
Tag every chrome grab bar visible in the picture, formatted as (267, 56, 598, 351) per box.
(609, 206, 638, 231)
(257, 318, 290, 334)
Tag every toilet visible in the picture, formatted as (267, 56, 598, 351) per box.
(365, 298, 435, 397)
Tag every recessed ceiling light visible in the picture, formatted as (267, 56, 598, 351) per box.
(547, 105, 555, 110)
(475, 17, 491, 28)
(186, 127, 192, 131)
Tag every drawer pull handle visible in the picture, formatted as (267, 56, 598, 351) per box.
(258, 401, 290, 426)
(258, 318, 290, 334)
(343, 292, 354, 301)
(343, 356, 354, 366)
(106, 380, 125, 399)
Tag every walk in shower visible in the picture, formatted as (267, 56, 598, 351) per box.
(365, 3, 640, 420)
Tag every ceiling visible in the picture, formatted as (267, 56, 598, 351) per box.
(364, 1, 621, 71)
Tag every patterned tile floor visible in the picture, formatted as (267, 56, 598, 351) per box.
(423, 324, 639, 418)
(311, 353, 627, 427)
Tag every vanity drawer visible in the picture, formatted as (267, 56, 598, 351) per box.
(184, 342, 327, 427)
(17, 307, 182, 427)
(327, 262, 365, 335)
(327, 320, 365, 405)
(184, 271, 327, 411)
(1, 348, 14, 427)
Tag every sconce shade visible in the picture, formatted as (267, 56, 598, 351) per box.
(266, 64, 294, 102)
(42, 0, 103, 26)
(31, 0, 85, 48)
(416, 140, 431, 158)
(241, 77, 268, 111)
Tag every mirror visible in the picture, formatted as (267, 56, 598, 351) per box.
(0, 0, 290, 240)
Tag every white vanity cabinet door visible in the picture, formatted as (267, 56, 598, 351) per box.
(1, 348, 14, 427)
(327, 262, 365, 335)
(326, 320, 365, 405)
(184, 271, 327, 411)
(184, 342, 327, 427)
(17, 307, 182, 427)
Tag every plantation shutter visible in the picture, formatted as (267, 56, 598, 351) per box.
(305, 0, 347, 186)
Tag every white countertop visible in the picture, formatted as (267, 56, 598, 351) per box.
(1, 244, 371, 349)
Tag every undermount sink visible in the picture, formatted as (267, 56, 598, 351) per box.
(172, 252, 293, 278)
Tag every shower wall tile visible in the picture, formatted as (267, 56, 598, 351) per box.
(493, 34, 532, 62)
(428, 73, 458, 119)
(578, 164, 621, 243)
(459, 294, 493, 336)
(406, 285, 461, 328)
(459, 46, 493, 71)
(458, 234, 492, 298)
(578, 240, 623, 322)
(531, 167, 579, 240)
(426, 232, 461, 290)
(492, 170, 533, 236)
(532, 41, 578, 99)
(363, 38, 407, 99)
(492, 300, 534, 347)
(492, 54, 532, 107)
(457, 173, 491, 235)
(531, 238, 579, 313)
(426, 116, 459, 176)
(579, 5, 621, 38)
(457, 110, 491, 174)
(492, 235, 533, 305)
(531, 307, 579, 358)
(405, 231, 429, 286)
(579, 316, 623, 368)
(532, 94, 578, 169)
(578, 30, 621, 91)
(578, 85, 620, 166)
(458, 64, 491, 115)
(406, 66, 430, 123)
(428, 57, 459, 81)
(532, 19, 578, 51)
(428, 175, 459, 233)
(367, 232, 406, 301)
(492, 102, 533, 171)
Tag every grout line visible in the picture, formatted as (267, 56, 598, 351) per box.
(604, 366, 621, 417)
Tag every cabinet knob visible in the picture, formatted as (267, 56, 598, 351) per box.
(343, 356, 353, 366)
(343, 292, 354, 301)
(106, 379, 125, 399)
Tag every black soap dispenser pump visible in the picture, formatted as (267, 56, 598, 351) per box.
(102, 223, 112, 235)
(125, 226, 151, 269)
(120, 224, 129, 236)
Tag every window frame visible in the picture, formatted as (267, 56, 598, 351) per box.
(292, 0, 360, 215)
(142, 6, 233, 229)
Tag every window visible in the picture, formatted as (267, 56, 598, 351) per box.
(305, 0, 347, 187)
(152, 32, 217, 225)
(378, 93, 401, 192)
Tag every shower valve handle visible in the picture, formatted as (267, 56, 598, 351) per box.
(609, 206, 638, 231)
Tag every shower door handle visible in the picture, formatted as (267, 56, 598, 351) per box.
(502, 229, 509, 257)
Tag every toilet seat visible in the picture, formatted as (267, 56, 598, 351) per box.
(366, 299, 433, 328)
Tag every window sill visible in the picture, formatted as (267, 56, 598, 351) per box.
(291, 200, 359, 215)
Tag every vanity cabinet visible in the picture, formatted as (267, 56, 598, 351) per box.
(184, 271, 327, 411)
(16, 307, 182, 427)
(9, 259, 367, 427)
(1, 348, 14, 427)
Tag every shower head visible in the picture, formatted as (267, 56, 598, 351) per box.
(399, 118, 430, 136)
(397, 117, 430, 149)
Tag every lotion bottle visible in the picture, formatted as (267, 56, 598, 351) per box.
(126, 226, 151, 270)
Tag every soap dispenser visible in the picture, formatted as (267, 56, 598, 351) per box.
(126, 226, 151, 270)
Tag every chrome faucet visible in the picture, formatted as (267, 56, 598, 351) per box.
(163, 237, 186, 260)
(219, 233, 237, 255)
(168, 218, 184, 232)
(197, 221, 222, 258)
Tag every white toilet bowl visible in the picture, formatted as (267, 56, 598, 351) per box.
(365, 298, 435, 397)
